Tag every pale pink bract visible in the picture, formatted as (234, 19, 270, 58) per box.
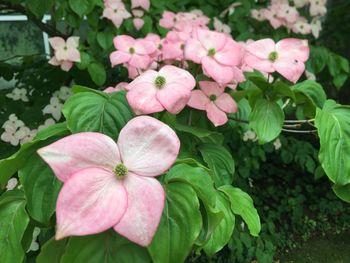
(37, 116, 180, 246)
(187, 81, 237, 126)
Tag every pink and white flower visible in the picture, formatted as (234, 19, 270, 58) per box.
(131, 0, 150, 11)
(126, 65, 196, 114)
(187, 81, 237, 126)
(245, 38, 309, 83)
(37, 116, 180, 246)
(103, 0, 132, 28)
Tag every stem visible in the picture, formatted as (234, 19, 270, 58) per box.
(284, 119, 315, 123)
(282, 98, 290, 109)
(0, 0, 66, 38)
(282, 128, 317, 134)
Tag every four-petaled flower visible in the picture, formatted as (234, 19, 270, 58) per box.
(38, 116, 180, 246)
(188, 81, 237, 126)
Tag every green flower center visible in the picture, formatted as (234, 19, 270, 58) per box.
(207, 48, 216, 57)
(114, 163, 128, 179)
(209, 94, 217, 101)
(155, 76, 166, 89)
(64, 46, 68, 51)
(129, 47, 135, 54)
(268, 51, 278, 62)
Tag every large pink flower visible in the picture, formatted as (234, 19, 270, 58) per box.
(110, 35, 156, 69)
(185, 29, 243, 85)
(187, 81, 237, 126)
(37, 116, 180, 246)
(126, 65, 196, 114)
(244, 38, 309, 83)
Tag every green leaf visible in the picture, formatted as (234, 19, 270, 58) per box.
(332, 184, 350, 203)
(220, 186, 261, 237)
(0, 190, 29, 263)
(174, 123, 224, 145)
(26, 0, 54, 18)
(328, 53, 350, 89)
(69, 0, 95, 17)
(306, 46, 329, 74)
(315, 100, 350, 185)
(63, 91, 134, 138)
(76, 52, 91, 70)
(61, 231, 151, 263)
(19, 153, 62, 224)
(96, 31, 114, 50)
(292, 80, 326, 109)
(148, 182, 202, 263)
(87, 62, 106, 86)
(203, 192, 235, 256)
(0, 124, 69, 189)
(229, 98, 251, 130)
(249, 98, 284, 144)
(198, 144, 235, 187)
(273, 81, 295, 100)
(37, 238, 68, 263)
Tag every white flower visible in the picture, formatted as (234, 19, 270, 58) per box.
(243, 130, 258, 142)
(2, 114, 24, 130)
(273, 138, 282, 150)
(305, 70, 316, 81)
(213, 17, 231, 34)
(20, 129, 37, 145)
(43, 97, 63, 121)
(6, 178, 18, 191)
(6, 88, 29, 102)
(27, 227, 41, 252)
(311, 18, 322, 39)
(38, 118, 56, 131)
(53, 86, 72, 101)
(1, 114, 26, 146)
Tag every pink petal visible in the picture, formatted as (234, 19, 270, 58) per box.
(134, 39, 157, 55)
(202, 57, 234, 84)
(114, 173, 164, 246)
(246, 39, 276, 59)
(276, 38, 309, 62)
(37, 132, 120, 182)
(214, 38, 243, 66)
(244, 53, 275, 73)
(110, 51, 131, 67)
(157, 83, 191, 114)
(66, 36, 79, 48)
(133, 18, 145, 30)
(60, 61, 73, 72)
(187, 90, 210, 110)
(162, 42, 183, 60)
(274, 57, 305, 83)
(48, 56, 60, 66)
(199, 81, 224, 97)
(56, 168, 127, 239)
(215, 93, 237, 113)
(126, 69, 158, 90)
(206, 102, 228, 127)
(67, 48, 80, 62)
(114, 35, 136, 51)
(117, 116, 180, 176)
(131, 0, 150, 11)
(126, 82, 164, 114)
(184, 38, 207, 64)
(159, 65, 196, 90)
(49, 37, 65, 50)
(129, 54, 151, 69)
(196, 28, 227, 51)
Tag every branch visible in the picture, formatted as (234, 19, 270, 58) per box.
(0, 0, 66, 38)
(282, 128, 317, 134)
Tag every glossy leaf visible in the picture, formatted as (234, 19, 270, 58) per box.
(249, 98, 284, 144)
(63, 90, 134, 139)
(175, 123, 224, 145)
(87, 62, 106, 86)
(148, 182, 202, 263)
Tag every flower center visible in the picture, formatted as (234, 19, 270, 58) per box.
(268, 51, 278, 62)
(129, 47, 135, 54)
(155, 76, 166, 89)
(114, 163, 128, 179)
(209, 94, 217, 101)
(207, 48, 216, 57)
(180, 43, 185, 50)
(64, 46, 68, 51)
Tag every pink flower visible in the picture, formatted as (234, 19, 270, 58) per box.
(49, 37, 80, 62)
(103, 82, 129, 93)
(188, 81, 237, 126)
(162, 31, 190, 61)
(110, 35, 156, 69)
(126, 65, 195, 114)
(131, 0, 150, 11)
(277, 4, 299, 24)
(159, 11, 176, 29)
(133, 18, 144, 30)
(103, 1, 131, 28)
(245, 38, 309, 83)
(309, 0, 327, 17)
(37, 116, 180, 246)
(48, 57, 73, 72)
(185, 29, 243, 85)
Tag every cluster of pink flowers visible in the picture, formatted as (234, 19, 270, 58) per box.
(107, 10, 309, 126)
(48, 37, 81, 72)
(251, 0, 327, 38)
(102, 0, 150, 30)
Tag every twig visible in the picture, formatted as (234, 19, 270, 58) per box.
(282, 128, 317, 134)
